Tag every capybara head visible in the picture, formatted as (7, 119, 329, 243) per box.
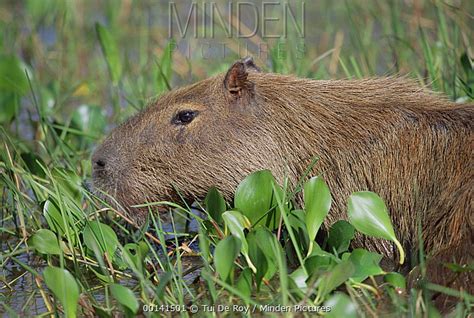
(92, 57, 287, 218)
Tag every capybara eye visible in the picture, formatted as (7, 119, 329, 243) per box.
(172, 110, 198, 125)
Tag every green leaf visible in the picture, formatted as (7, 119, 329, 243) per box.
(110, 284, 139, 317)
(0, 54, 28, 95)
(327, 220, 355, 254)
(305, 247, 338, 275)
(236, 267, 253, 299)
(43, 266, 79, 318)
(348, 249, 384, 282)
(222, 210, 256, 272)
(287, 210, 310, 252)
(316, 260, 354, 301)
(198, 224, 211, 263)
(43, 199, 78, 244)
(324, 293, 358, 318)
(347, 191, 405, 264)
(304, 176, 331, 243)
(121, 242, 149, 270)
(43, 199, 65, 235)
(214, 235, 241, 282)
(95, 23, 122, 85)
(247, 230, 268, 289)
(247, 228, 277, 284)
(384, 272, 406, 290)
(29, 229, 61, 255)
(83, 222, 119, 259)
(290, 266, 308, 293)
(0, 93, 19, 123)
(234, 170, 281, 229)
(204, 187, 227, 223)
(222, 210, 250, 250)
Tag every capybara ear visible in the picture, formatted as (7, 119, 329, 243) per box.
(241, 56, 260, 73)
(224, 56, 259, 99)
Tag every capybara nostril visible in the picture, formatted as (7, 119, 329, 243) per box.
(94, 159, 106, 169)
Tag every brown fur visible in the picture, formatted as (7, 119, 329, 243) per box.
(92, 58, 473, 298)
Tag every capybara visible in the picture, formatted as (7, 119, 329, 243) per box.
(92, 57, 473, 300)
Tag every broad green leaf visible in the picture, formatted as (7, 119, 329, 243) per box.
(198, 224, 211, 263)
(247, 228, 277, 283)
(347, 191, 405, 264)
(96, 23, 122, 85)
(121, 242, 149, 270)
(110, 284, 139, 316)
(43, 199, 65, 235)
(236, 267, 253, 299)
(327, 220, 355, 254)
(316, 260, 354, 301)
(348, 249, 384, 282)
(0, 93, 19, 123)
(290, 266, 308, 293)
(304, 176, 331, 243)
(287, 210, 310, 252)
(305, 253, 338, 276)
(222, 210, 256, 272)
(324, 293, 358, 318)
(384, 272, 406, 289)
(222, 210, 250, 245)
(83, 222, 119, 259)
(234, 170, 281, 229)
(247, 230, 269, 289)
(136, 241, 149, 261)
(204, 187, 226, 223)
(43, 199, 78, 244)
(43, 266, 79, 318)
(29, 229, 61, 255)
(214, 235, 241, 282)
(0, 54, 28, 95)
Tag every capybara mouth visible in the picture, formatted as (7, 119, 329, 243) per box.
(91, 175, 188, 225)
